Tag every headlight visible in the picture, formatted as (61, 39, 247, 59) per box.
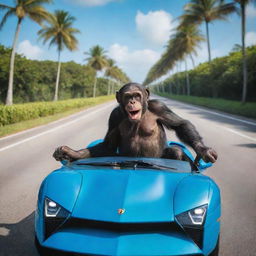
(176, 205, 208, 248)
(189, 205, 207, 225)
(45, 198, 62, 217)
(44, 198, 70, 239)
(176, 205, 207, 227)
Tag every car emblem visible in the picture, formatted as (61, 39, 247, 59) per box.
(117, 208, 125, 215)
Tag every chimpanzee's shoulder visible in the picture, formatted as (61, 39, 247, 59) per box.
(109, 106, 124, 119)
(108, 106, 125, 130)
(148, 99, 171, 113)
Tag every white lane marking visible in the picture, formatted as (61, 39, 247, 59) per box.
(222, 127, 256, 142)
(158, 96, 256, 142)
(0, 103, 115, 152)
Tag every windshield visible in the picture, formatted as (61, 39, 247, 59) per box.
(70, 157, 193, 173)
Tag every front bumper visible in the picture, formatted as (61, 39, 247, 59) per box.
(37, 225, 203, 256)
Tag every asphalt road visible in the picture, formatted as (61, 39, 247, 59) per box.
(0, 95, 255, 256)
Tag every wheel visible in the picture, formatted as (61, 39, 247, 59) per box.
(209, 237, 220, 256)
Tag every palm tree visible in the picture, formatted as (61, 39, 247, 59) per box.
(84, 45, 109, 98)
(143, 24, 204, 86)
(105, 58, 117, 95)
(231, 43, 242, 52)
(0, 0, 52, 105)
(234, 0, 256, 103)
(114, 67, 130, 84)
(175, 24, 205, 95)
(38, 10, 80, 101)
(104, 60, 131, 94)
(180, 0, 236, 62)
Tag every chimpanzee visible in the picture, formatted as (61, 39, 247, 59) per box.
(53, 83, 217, 163)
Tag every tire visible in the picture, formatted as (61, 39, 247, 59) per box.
(209, 237, 220, 256)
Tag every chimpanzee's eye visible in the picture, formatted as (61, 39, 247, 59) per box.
(123, 94, 131, 103)
(134, 93, 141, 101)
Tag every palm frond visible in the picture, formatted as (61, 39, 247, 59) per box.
(37, 10, 80, 53)
(0, 9, 15, 29)
(0, 3, 14, 10)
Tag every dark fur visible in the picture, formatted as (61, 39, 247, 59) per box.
(53, 83, 217, 163)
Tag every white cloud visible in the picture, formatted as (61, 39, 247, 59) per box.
(109, 43, 160, 83)
(245, 31, 256, 46)
(69, 0, 119, 6)
(135, 10, 175, 46)
(17, 40, 43, 59)
(246, 4, 256, 18)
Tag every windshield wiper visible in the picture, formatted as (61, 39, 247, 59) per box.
(77, 160, 177, 170)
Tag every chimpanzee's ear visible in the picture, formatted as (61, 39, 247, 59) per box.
(116, 90, 121, 103)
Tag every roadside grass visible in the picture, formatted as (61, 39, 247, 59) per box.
(0, 95, 114, 138)
(158, 93, 256, 120)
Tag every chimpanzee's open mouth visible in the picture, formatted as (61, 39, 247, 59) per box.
(130, 110, 140, 116)
(128, 110, 141, 120)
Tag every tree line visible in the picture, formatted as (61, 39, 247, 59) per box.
(0, 44, 126, 103)
(0, 0, 130, 105)
(153, 46, 256, 102)
(143, 0, 255, 103)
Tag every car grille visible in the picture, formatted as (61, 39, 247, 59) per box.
(38, 247, 204, 256)
(62, 218, 181, 233)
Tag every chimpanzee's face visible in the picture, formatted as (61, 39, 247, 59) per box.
(116, 84, 149, 122)
(122, 86, 144, 121)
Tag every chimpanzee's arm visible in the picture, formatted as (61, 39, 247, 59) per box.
(106, 106, 125, 134)
(53, 107, 124, 161)
(148, 100, 217, 162)
(148, 100, 202, 148)
(81, 107, 124, 157)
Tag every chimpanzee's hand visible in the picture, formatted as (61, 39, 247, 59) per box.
(53, 146, 79, 162)
(195, 146, 218, 164)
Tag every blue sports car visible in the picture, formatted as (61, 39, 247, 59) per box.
(35, 141, 221, 256)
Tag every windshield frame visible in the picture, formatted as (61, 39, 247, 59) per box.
(68, 156, 193, 173)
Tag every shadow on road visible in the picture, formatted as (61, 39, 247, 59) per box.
(0, 212, 38, 256)
(236, 143, 256, 148)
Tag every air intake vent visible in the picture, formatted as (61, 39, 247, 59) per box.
(62, 218, 181, 233)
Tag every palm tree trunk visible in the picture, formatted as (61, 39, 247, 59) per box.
(111, 81, 114, 94)
(185, 59, 190, 96)
(241, 2, 247, 103)
(5, 18, 22, 105)
(205, 21, 212, 62)
(190, 54, 195, 68)
(54, 51, 61, 101)
(107, 79, 111, 95)
(93, 76, 97, 98)
(176, 64, 180, 94)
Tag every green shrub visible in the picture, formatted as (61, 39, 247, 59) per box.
(159, 46, 256, 102)
(0, 96, 113, 126)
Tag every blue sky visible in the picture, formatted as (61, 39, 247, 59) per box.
(0, 0, 255, 83)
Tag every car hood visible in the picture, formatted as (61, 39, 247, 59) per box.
(71, 168, 189, 222)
